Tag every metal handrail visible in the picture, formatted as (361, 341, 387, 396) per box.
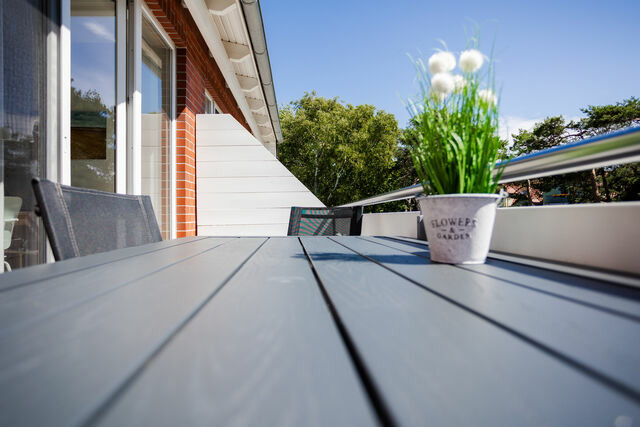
(339, 126, 640, 208)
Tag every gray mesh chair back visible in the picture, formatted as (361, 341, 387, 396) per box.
(287, 207, 361, 236)
(32, 178, 163, 261)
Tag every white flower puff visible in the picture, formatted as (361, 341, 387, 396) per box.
(428, 51, 456, 74)
(459, 49, 484, 73)
(478, 89, 497, 106)
(453, 75, 466, 92)
(431, 73, 455, 96)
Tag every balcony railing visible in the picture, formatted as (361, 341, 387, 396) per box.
(339, 126, 640, 208)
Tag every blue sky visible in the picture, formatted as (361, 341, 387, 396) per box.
(71, 16, 116, 108)
(261, 0, 639, 139)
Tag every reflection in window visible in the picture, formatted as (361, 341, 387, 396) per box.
(1, 0, 52, 270)
(70, 0, 116, 192)
(141, 17, 172, 238)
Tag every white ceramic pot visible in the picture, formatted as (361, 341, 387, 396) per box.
(417, 193, 502, 264)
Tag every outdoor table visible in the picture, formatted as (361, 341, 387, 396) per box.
(1, 236, 639, 426)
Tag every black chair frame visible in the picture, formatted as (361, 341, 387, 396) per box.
(32, 178, 163, 261)
(287, 206, 362, 236)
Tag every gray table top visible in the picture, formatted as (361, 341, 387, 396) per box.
(1, 236, 639, 426)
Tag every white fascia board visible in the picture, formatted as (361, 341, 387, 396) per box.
(183, 0, 261, 140)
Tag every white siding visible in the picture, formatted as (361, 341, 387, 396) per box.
(197, 177, 310, 193)
(362, 211, 421, 238)
(196, 114, 324, 236)
(198, 146, 275, 162)
(196, 161, 292, 178)
(198, 224, 289, 236)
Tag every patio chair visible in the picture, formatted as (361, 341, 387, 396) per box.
(32, 178, 162, 261)
(287, 206, 362, 236)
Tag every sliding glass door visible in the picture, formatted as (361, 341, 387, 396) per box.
(140, 12, 173, 239)
(0, 0, 177, 271)
(1, 0, 57, 269)
(70, 0, 117, 192)
(69, 1, 174, 237)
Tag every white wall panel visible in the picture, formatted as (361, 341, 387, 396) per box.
(198, 224, 289, 236)
(195, 130, 261, 146)
(491, 202, 640, 276)
(196, 114, 323, 236)
(198, 208, 292, 225)
(196, 113, 247, 130)
(197, 191, 326, 210)
(196, 160, 291, 177)
(198, 146, 275, 162)
(362, 212, 420, 238)
(197, 177, 310, 193)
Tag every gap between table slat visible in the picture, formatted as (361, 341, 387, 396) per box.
(332, 236, 640, 404)
(92, 237, 378, 427)
(302, 236, 640, 425)
(366, 236, 640, 321)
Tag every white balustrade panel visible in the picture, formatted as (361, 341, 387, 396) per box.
(196, 114, 323, 236)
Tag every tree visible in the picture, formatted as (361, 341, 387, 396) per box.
(507, 97, 640, 204)
(577, 97, 640, 134)
(368, 127, 422, 212)
(278, 92, 400, 206)
(509, 116, 578, 204)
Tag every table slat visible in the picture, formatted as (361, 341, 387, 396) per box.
(302, 236, 640, 426)
(0, 236, 207, 292)
(94, 237, 377, 426)
(342, 236, 640, 396)
(369, 236, 640, 319)
(0, 238, 232, 331)
(0, 238, 265, 427)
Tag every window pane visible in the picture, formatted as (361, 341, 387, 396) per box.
(141, 17, 171, 238)
(70, 0, 116, 192)
(1, 0, 51, 270)
(204, 92, 214, 114)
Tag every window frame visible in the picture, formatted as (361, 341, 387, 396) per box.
(204, 90, 220, 114)
(59, 0, 177, 238)
(139, 2, 177, 239)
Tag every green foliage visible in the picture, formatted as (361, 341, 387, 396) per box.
(391, 129, 421, 191)
(578, 97, 640, 133)
(607, 163, 640, 201)
(367, 129, 421, 212)
(510, 116, 567, 155)
(278, 92, 400, 206)
(507, 97, 640, 204)
(407, 59, 505, 195)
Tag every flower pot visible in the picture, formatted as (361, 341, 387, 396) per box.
(416, 193, 502, 264)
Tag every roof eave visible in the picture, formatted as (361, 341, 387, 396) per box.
(238, 0, 283, 144)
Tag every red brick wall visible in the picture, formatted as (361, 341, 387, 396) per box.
(145, 0, 251, 237)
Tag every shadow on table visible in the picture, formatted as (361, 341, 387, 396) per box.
(293, 252, 429, 266)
